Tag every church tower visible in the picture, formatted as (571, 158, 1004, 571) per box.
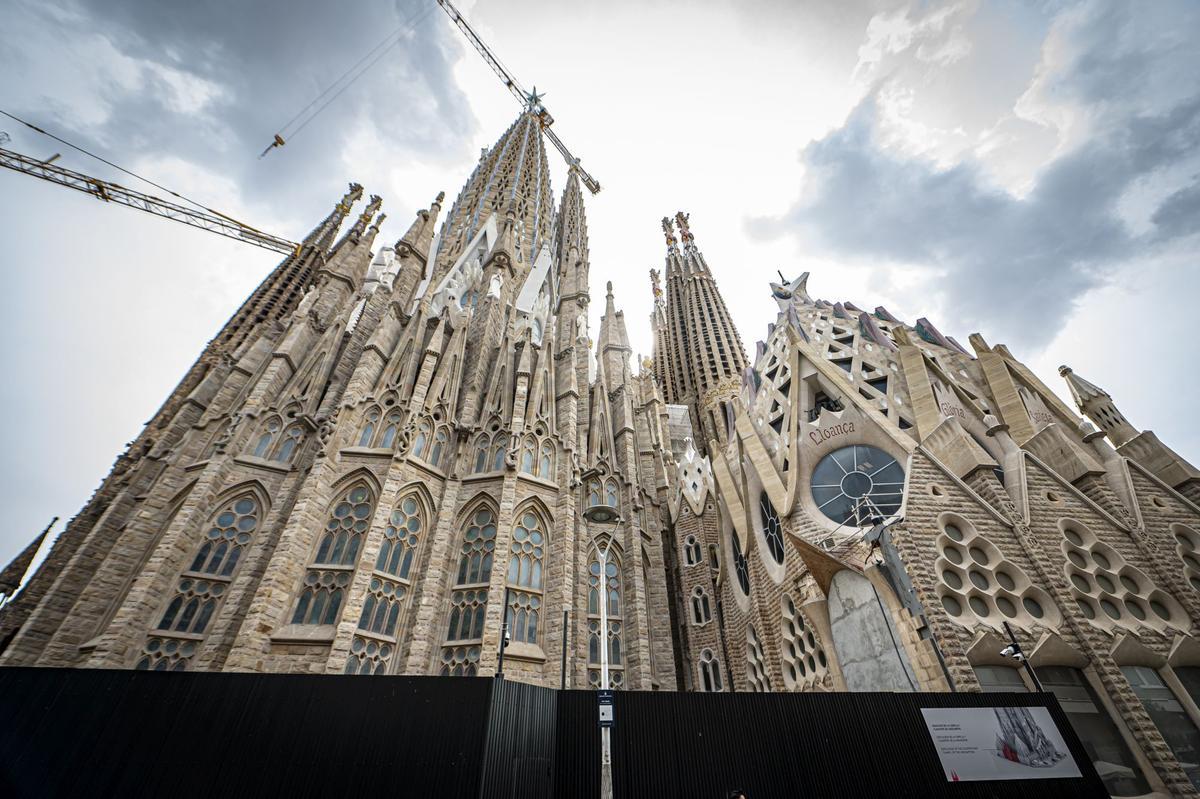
(0, 107, 678, 691)
(651, 212, 748, 451)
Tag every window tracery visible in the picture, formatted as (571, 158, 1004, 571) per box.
(517, 431, 556, 479)
(291, 483, 375, 626)
(683, 535, 702, 566)
(780, 594, 828, 690)
(137, 493, 261, 671)
(935, 516, 1060, 632)
(1173, 524, 1200, 593)
(587, 545, 624, 689)
(472, 429, 509, 473)
(698, 649, 723, 692)
(758, 491, 785, 564)
(249, 416, 305, 462)
(746, 625, 771, 692)
(731, 529, 750, 597)
(440, 507, 497, 676)
(1060, 519, 1186, 633)
(411, 415, 451, 468)
(505, 510, 547, 645)
(345, 493, 425, 675)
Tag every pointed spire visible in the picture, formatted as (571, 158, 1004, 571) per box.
(1059, 365, 1139, 446)
(675, 211, 695, 252)
(396, 191, 444, 260)
(0, 518, 54, 596)
(1059, 365, 1109, 405)
(304, 182, 363, 250)
(662, 216, 678, 254)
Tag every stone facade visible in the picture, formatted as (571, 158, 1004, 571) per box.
(4, 103, 1200, 799)
(656, 269, 1200, 797)
(0, 108, 677, 692)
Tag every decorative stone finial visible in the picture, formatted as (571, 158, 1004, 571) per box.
(675, 211, 694, 249)
(662, 217, 677, 250)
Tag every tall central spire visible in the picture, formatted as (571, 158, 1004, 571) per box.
(431, 109, 555, 286)
(652, 212, 748, 450)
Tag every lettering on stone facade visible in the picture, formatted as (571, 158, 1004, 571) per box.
(807, 421, 854, 446)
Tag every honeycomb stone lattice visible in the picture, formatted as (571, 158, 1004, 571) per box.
(1173, 524, 1200, 593)
(1060, 519, 1188, 633)
(780, 594, 829, 690)
(746, 625, 771, 692)
(935, 514, 1061, 632)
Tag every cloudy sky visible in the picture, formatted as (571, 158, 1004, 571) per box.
(1, 0, 1198, 569)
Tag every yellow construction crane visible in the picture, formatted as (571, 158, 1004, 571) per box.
(436, 0, 601, 194)
(0, 144, 299, 255)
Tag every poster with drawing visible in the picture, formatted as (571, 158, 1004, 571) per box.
(921, 707, 1083, 782)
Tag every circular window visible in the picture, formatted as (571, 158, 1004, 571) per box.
(944, 524, 964, 542)
(810, 445, 905, 525)
(942, 570, 963, 590)
(1023, 597, 1044, 618)
(1126, 600, 1147, 620)
(1064, 528, 1083, 546)
(1070, 573, 1091, 592)
(969, 596, 990, 617)
(1077, 599, 1096, 619)
(942, 595, 963, 616)
(997, 597, 1017, 617)
(996, 571, 1016, 591)
(1092, 551, 1111, 570)
(944, 547, 964, 565)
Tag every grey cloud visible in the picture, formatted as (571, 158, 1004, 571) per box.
(2, 0, 475, 227)
(752, 1, 1200, 351)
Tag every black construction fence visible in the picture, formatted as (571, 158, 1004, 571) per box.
(0, 667, 1106, 798)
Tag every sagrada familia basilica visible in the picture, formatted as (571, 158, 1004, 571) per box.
(3, 105, 1200, 796)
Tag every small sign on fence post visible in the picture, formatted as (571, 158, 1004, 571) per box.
(597, 690, 614, 728)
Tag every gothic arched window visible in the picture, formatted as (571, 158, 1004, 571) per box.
(506, 510, 547, 645)
(253, 418, 280, 458)
(376, 494, 423, 579)
(491, 434, 508, 471)
(605, 479, 619, 507)
(684, 535, 702, 566)
(275, 424, 304, 462)
(587, 545, 624, 689)
(358, 408, 380, 447)
(587, 478, 603, 507)
(473, 434, 490, 473)
(520, 436, 536, 474)
(139, 493, 262, 671)
(412, 419, 432, 459)
(539, 440, 554, 477)
(379, 410, 402, 449)
(430, 427, 447, 466)
(691, 587, 711, 625)
(292, 482, 375, 626)
(699, 649, 722, 692)
(440, 507, 498, 676)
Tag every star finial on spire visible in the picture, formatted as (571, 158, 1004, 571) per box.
(525, 86, 544, 110)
